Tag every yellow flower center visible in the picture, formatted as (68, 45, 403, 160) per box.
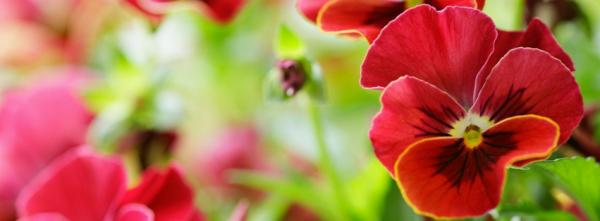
(449, 113, 492, 149)
(463, 125, 483, 149)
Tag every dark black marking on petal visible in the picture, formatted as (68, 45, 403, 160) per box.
(363, 3, 407, 27)
(413, 105, 463, 138)
(430, 130, 517, 190)
(479, 85, 533, 122)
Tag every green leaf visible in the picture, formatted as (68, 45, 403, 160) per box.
(303, 59, 326, 102)
(530, 157, 600, 221)
(276, 25, 305, 59)
(263, 68, 287, 101)
(497, 211, 578, 221)
(405, 0, 423, 8)
(345, 159, 390, 221)
(483, 0, 525, 30)
(229, 170, 338, 220)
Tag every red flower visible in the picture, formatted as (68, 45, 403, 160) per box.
(0, 70, 92, 220)
(297, 0, 485, 43)
(126, 0, 246, 24)
(16, 150, 203, 221)
(364, 6, 582, 218)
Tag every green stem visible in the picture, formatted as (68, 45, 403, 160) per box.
(307, 98, 350, 220)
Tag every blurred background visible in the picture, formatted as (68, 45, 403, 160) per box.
(1, 0, 600, 220)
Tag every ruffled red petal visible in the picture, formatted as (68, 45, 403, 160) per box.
(361, 5, 496, 107)
(371, 76, 466, 173)
(472, 48, 583, 145)
(426, 0, 482, 9)
(318, 0, 406, 43)
(395, 115, 559, 218)
(474, 19, 575, 96)
(202, 0, 246, 23)
(297, 0, 328, 23)
(120, 166, 200, 221)
(17, 150, 127, 221)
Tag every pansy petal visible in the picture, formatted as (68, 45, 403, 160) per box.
(475, 19, 575, 95)
(426, 0, 483, 9)
(125, 0, 172, 19)
(297, 0, 328, 23)
(371, 76, 466, 174)
(395, 115, 558, 218)
(227, 200, 249, 221)
(18, 213, 68, 221)
(472, 48, 583, 144)
(318, 0, 406, 43)
(17, 150, 126, 221)
(126, 0, 245, 23)
(117, 204, 155, 221)
(202, 0, 246, 23)
(361, 5, 496, 107)
(121, 166, 200, 221)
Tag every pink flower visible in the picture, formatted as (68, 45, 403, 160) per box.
(17, 150, 203, 221)
(196, 125, 272, 198)
(0, 70, 93, 220)
(125, 0, 246, 24)
(0, 0, 108, 66)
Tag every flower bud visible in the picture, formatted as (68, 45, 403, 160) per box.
(277, 59, 307, 97)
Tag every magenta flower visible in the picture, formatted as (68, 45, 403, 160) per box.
(17, 150, 203, 221)
(0, 70, 93, 220)
(125, 0, 246, 24)
(196, 125, 273, 198)
(363, 6, 583, 218)
(0, 0, 107, 66)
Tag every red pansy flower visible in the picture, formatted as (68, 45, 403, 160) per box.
(297, 0, 485, 43)
(0, 70, 92, 220)
(126, 0, 246, 24)
(364, 6, 582, 218)
(16, 150, 203, 221)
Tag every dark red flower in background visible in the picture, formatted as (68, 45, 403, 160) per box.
(126, 0, 246, 23)
(0, 70, 93, 220)
(17, 150, 203, 221)
(364, 5, 582, 218)
(297, 0, 485, 42)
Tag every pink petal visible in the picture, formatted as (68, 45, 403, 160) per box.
(17, 150, 126, 221)
(117, 204, 155, 221)
(18, 213, 68, 221)
(227, 200, 249, 221)
(0, 71, 93, 220)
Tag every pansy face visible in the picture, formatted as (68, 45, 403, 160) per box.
(126, 0, 246, 23)
(364, 5, 583, 218)
(297, 0, 484, 42)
